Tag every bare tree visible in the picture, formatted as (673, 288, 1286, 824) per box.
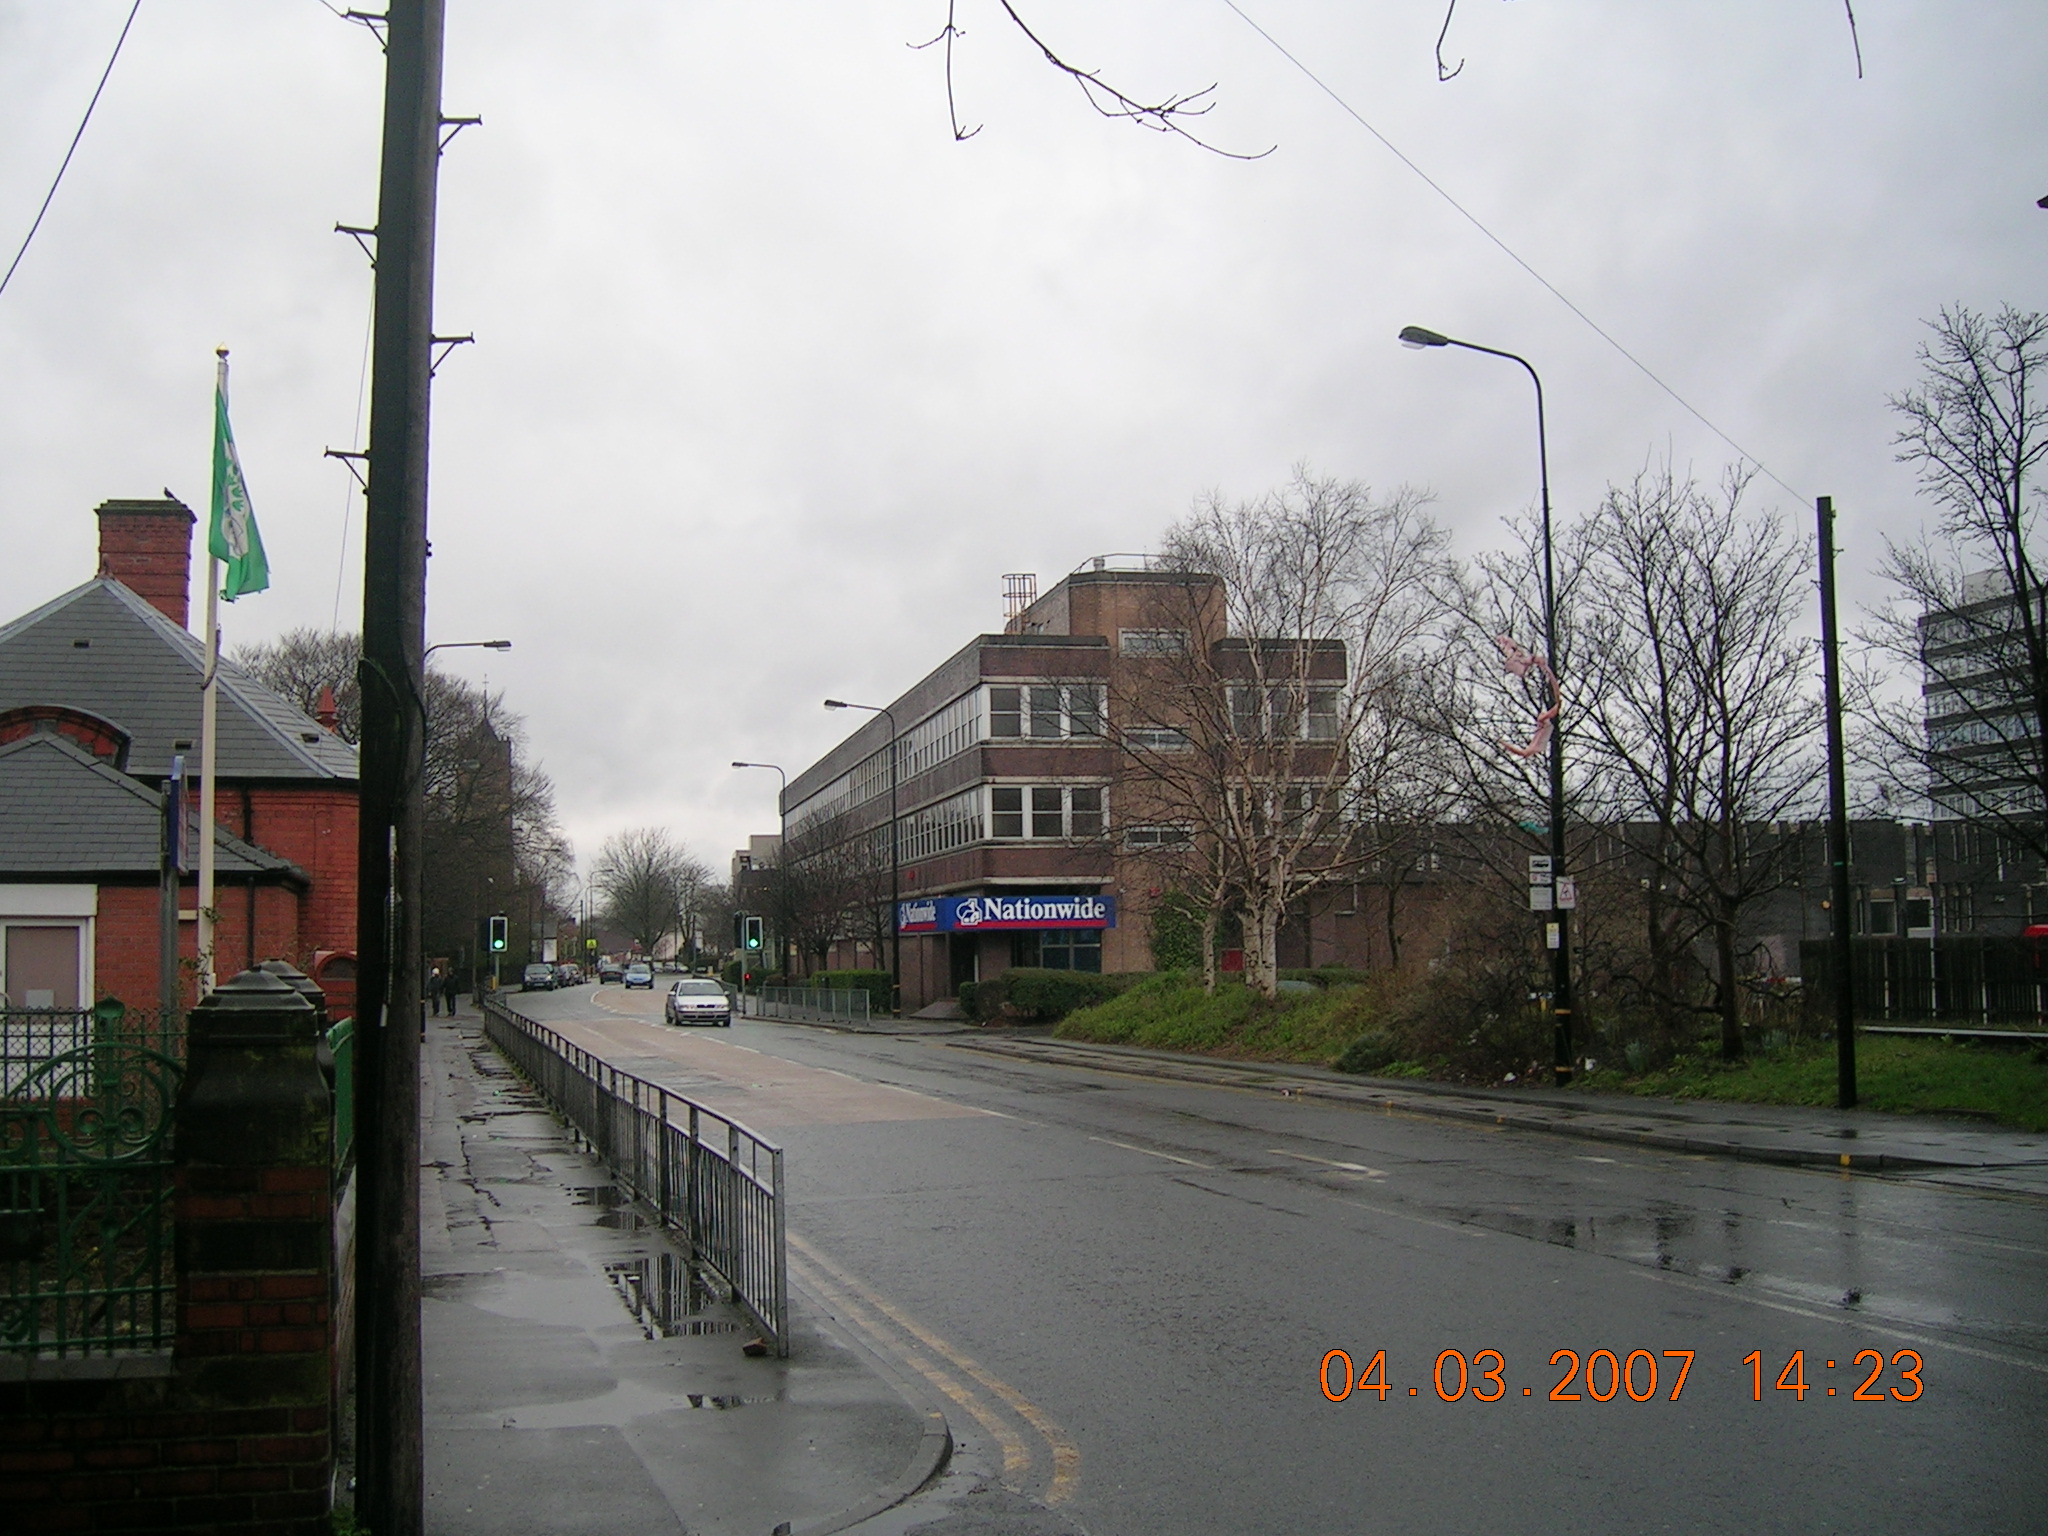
(1113, 471, 1449, 996)
(592, 828, 707, 958)
(919, 1, 1270, 158)
(774, 812, 870, 973)
(1574, 463, 1819, 1060)
(234, 630, 571, 972)
(1863, 304, 2048, 862)
(231, 626, 362, 742)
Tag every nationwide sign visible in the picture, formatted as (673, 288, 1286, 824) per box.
(898, 894, 1117, 933)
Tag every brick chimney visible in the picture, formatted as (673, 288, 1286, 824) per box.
(96, 497, 196, 629)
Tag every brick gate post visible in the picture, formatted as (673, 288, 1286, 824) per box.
(172, 966, 333, 1533)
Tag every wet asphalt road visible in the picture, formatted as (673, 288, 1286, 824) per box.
(515, 987, 2048, 1535)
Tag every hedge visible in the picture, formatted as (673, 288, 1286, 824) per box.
(811, 969, 895, 1013)
(961, 968, 1135, 1023)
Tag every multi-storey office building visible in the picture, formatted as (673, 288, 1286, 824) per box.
(784, 560, 1393, 1010)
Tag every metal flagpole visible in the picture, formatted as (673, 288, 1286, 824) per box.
(195, 352, 226, 996)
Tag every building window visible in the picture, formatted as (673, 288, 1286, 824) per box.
(1068, 687, 1104, 737)
(991, 786, 1024, 838)
(898, 788, 984, 862)
(1011, 929, 1103, 972)
(989, 784, 1108, 840)
(1124, 725, 1188, 751)
(1070, 787, 1104, 837)
(986, 684, 1106, 740)
(1031, 787, 1064, 838)
(1231, 684, 1345, 740)
(1, 920, 90, 1093)
(1125, 824, 1193, 848)
(1119, 628, 1188, 657)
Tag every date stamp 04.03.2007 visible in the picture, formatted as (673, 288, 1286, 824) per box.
(1319, 1348, 1925, 1405)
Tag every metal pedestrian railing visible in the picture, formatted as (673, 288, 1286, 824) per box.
(747, 986, 872, 1025)
(2, 1006, 182, 1357)
(480, 994, 789, 1356)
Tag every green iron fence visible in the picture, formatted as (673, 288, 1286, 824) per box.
(327, 1015, 355, 1173)
(1, 1005, 183, 1357)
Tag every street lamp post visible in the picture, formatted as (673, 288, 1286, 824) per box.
(823, 700, 900, 1012)
(424, 638, 511, 658)
(1401, 324, 1575, 1085)
(733, 762, 789, 980)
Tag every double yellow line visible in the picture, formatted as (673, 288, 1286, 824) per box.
(787, 1232, 1079, 1507)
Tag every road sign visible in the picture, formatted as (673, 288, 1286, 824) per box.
(1555, 877, 1578, 910)
(1528, 855, 1553, 882)
(1529, 885, 1554, 911)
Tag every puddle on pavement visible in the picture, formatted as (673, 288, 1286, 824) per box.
(567, 1185, 647, 1229)
(606, 1251, 746, 1340)
(682, 1391, 774, 1409)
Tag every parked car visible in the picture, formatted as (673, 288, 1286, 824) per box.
(665, 977, 732, 1027)
(623, 962, 654, 989)
(554, 963, 582, 987)
(597, 960, 624, 984)
(520, 963, 556, 991)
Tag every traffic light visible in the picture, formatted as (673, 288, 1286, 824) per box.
(488, 915, 508, 953)
(743, 915, 763, 951)
(733, 911, 746, 949)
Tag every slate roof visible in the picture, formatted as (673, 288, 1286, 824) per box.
(0, 731, 305, 881)
(0, 579, 357, 783)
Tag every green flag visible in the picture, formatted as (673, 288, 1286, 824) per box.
(209, 352, 268, 601)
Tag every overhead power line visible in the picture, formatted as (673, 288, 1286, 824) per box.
(1221, 1, 1806, 504)
(0, 1, 144, 302)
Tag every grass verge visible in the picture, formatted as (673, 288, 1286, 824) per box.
(1579, 1034, 2048, 1133)
(1053, 973, 1385, 1065)
(1054, 974, 2048, 1132)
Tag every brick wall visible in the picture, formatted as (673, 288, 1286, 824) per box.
(0, 973, 333, 1532)
(0, 1383, 331, 1533)
(94, 881, 198, 1014)
(225, 786, 358, 959)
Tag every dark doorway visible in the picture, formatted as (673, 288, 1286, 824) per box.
(949, 933, 979, 995)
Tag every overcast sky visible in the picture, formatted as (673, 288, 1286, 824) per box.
(1, 1, 2041, 880)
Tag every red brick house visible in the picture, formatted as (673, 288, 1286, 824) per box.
(0, 498, 359, 1016)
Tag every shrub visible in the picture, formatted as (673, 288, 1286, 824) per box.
(965, 968, 1130, 1023)
(1148, 895, 1205, 971)
(1334, 1029, 1401, 1074)
(1281, 966, 1378, 990)
(813, 969, 895, 1013)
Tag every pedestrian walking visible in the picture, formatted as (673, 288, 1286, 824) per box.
(443, 969, 462, 1014)
(429, 966, 444, 1016)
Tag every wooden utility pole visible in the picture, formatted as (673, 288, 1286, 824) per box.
(354, 3, 444, 1530)
(1818, 495, 1857, 1109)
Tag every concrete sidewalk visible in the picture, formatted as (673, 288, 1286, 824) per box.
(414, 1007, 945, 1536)
(940, 1032, 2048, 1195)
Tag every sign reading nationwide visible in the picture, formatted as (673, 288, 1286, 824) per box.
(898, 894, 1117, 933)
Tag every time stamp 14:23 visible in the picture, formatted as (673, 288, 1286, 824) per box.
(1319, 1348, 1926, 1404)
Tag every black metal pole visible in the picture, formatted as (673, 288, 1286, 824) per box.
(1526, 362, 1574, 1087)
(1818, 496, 1857, 1108)
(159, 754, 184, 1019)
(1408, 330, 1575, 1082)
(354, 3, 443, 1531)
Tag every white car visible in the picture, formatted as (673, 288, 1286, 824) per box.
(665, 977, 733, 1027)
